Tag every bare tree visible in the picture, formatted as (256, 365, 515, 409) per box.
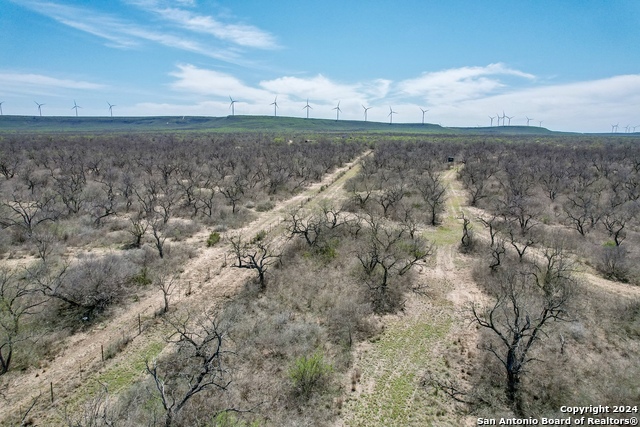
(145, 312, 233, 427)
(562, 190, 602, 236)
(418, 169, 447, 226)
(472, 270, 571, 415)
(0, 187, 59, 236)
(507, 227, 535, 262)
(154, 269, 178, 314)
(229, 235, 281, 290)
(356, 214, 433, 313)
(149, 215, 168, 259)
(458, 161, 494, 207)
(478, 214, 500, 248)
(127, 211, 148, 249)
(219, 175, 246, 214)
(0, 268, 45, 375)
(489, 239, 506, 271)
(376, 182, 406, 218)
(601, 201, 637, 246)
(459, 214, 474, 253)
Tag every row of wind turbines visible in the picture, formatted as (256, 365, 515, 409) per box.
(488, 111, 543, 128)
(0, 101, 116, 118)
(231, 95, 427, 125)
(610, 123, 640, 133)
(3, 99, 637, 132)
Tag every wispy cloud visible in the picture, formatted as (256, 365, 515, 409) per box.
(11, 1, 245, 62)
(396, 63, 536, 103)
(0, 72, 106, 93)
(169, 65, 394, 117)
(169, 64, 271, 101)
(259, 75, 365, 102)
(127, 0, 279, 49)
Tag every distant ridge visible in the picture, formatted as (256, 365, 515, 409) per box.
(0, 114, 593, 135)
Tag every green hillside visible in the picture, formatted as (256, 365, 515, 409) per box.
(0, 114, 562, 135)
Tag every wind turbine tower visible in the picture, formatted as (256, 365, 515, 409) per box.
(35, 101, 44, 117)
(303, 99, 312, 119)
(362, 105, 372, 122)
(611, 123, 619, 133)
(506, 115, 514, 126)
(333, 101, 342, 121)
(526, 116, 533, 126)
(496, 112, 502, 126)
(0, 102, 3, 116)
(229, 96, 238, 116)
(539, 120, 544, 128)
(72, 100, 81, 117)
(489, 116, 495, 127)
(420, 108, 429, 125)
(270, 96, 279, 117)
(388, 106, 397, 124)
(107, 102, 116, 117)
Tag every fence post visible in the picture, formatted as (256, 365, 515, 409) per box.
(50, 382, 54, 403)
(138, 313, 142, 335)
(101, 344, 104, 362)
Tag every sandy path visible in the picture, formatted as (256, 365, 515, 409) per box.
(336, 165, 482, 427)
(0, 151, 370, 425)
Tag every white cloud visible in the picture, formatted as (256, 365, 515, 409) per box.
(168, 66, 398, 119)
(0, 72, 106, 93)
(396, 63, 536, 103)
(165, 64, 640, 129)
(259, 75, 361, 102)
(124, 0, 279, 49)
(12, 1, 243, 62)
(452, 74, 640, 131)
(169, 64, 271, 101)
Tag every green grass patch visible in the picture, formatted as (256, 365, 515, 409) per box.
(207, 231, 221, 247)
(423, 225, 459, 246)
(343, 313, 453, 426)
(97, 340, 164, 393)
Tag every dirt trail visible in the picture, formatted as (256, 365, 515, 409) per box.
(0, 151, 370, 425)
(336, 165, 482, 427)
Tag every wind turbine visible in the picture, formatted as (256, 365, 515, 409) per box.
(72, 100, 81, 117)
(303, 99, 312, 119)
(107, 102, 115, 117)
(388, 106, 397, 124)
(526, 116, 533, 126)
(362, 105, 372, 122)
(496, 112, 502, 126)
(489, 116, 495, 127)
(333, 101, 342, 121)
(420, 108, 429, 125)
(611, 123, 619, 133)
(229, 96, 239, 116)
(506, 115, 514, 126)
(0, 101, 3, 116)
(539, 120, 543, 128)
(35, 101, 44, 117)
(270, 96, 278, 117)
(501, 111, 507, 126)
(624, 125, 631, 133)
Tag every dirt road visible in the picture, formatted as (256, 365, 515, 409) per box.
(0, 151, 370, 425)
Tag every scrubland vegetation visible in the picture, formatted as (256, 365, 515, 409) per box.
(0, 131, 638, 426)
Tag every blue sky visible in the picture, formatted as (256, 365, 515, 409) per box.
(1, 0, 639, 132)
